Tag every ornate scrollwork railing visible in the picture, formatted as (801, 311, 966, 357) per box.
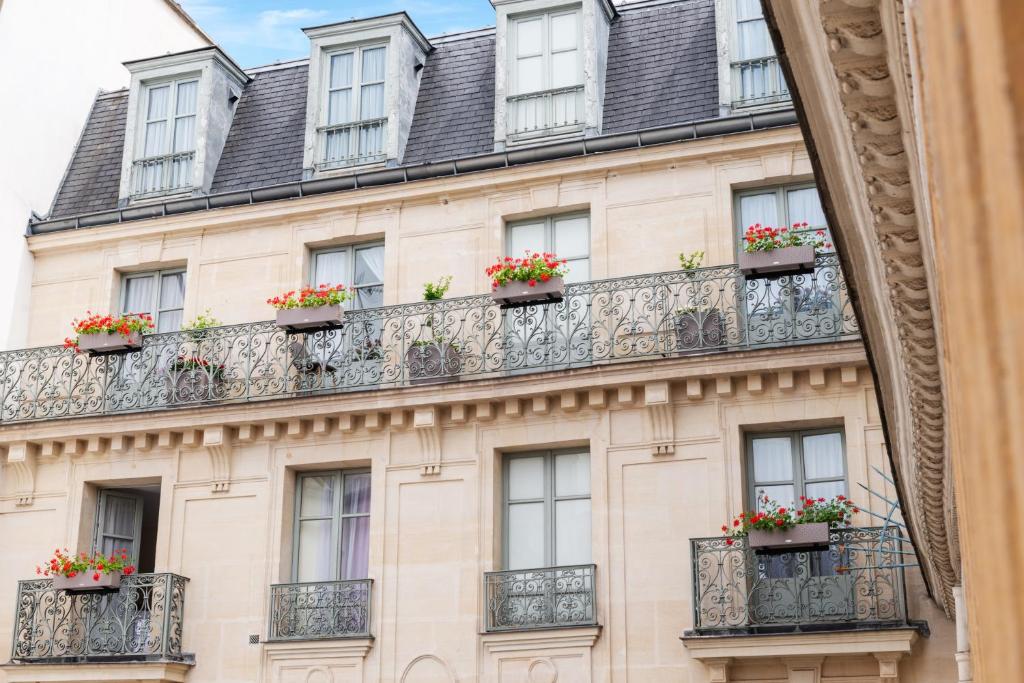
(0, 256, 857, 425)
(690, 527, 907, 633)
(10, 573, 189, 662)
(484, 564, 597, 632)
(267, 579, 371, 641)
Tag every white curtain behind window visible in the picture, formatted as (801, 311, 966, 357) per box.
(172, 81, 197, 153)
(549, 12, 578, 89)
(313, 250, 350, 289)
(340, 473, 371, 580)
(354, 246, 384, 309)
(359, 47, 386, 119)
(123, 275, 155, 316)
(329, 53, 354, 126)
(158, 272, 186, 333)
(751, 436, 795, 508)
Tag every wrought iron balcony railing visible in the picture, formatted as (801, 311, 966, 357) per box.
(10, 573, 190, 663)
(131, 151, 195, 197)
(690, 528, 908, 634)
(484, 564, 597, 632)
(731, 56, 790, 108)
(267, 579, 372, 641)
(0, 256, 857, 425)
(507, 85, 585, 138)
(318, 118, 388, 169)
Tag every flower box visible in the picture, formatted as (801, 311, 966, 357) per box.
(52, 571, 122, 592)
(406, 342, 461, 385)
(276, 304, 344, 332)
(747, 522, 830, 551)
(738, 245, 816, 278)
(674, 309, 724, 354)
(165, 368, 223, 403)
(77, 332, 143, 354)
(491, 276, 565, 307)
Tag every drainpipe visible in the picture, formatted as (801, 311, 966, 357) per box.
(953, 585, 973, 683)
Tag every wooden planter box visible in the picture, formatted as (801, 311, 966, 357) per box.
(673, 309, 724, 354)
(77, 332, 142, 354)
(738, 245, 816, 278)
(406, 343, 461, 385)
(491, 276, 564, 306)
(276, 304, 344, 332)
(53, 571, 122, 592)
(747, 522, 830, 551)
(165, 368, 223, 403)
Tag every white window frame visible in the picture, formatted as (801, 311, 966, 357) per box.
(119, 267, 186, 332)
(728, 0, 789, 109)
(318, 43, 388, 169)
(310, 241, 385, 310)
(746, 428, 848, 510)
(733, 182, 830, 257)
(137, 77, 200, 160)
(509, 9, 583, 96)
(292, 469, 371, 582)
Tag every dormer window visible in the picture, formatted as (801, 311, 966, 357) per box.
(507, 9, 583, 141)
(134, 78, 199, 197)
(730, 0, 789, 108)
(320, 45, 388, 169)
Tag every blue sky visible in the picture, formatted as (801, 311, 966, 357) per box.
(180, 0, 497, 69)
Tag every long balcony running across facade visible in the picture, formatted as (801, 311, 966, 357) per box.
(10, 573, 190, 664)
(0, 256, 856, 424)
(689, 528, 909, 635)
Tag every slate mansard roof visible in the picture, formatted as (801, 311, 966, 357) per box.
(48, 0, 724, 221)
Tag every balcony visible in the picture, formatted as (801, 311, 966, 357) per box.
(267, 579, 372, 641)
(507, 85, 585, 141)
(0, 256, 857, 425)
(731, 56, 790, 108)
(131, 152, 195, 198)
(317, 118, 388, 170)
(689, 528, 909, 635)
(484, 565, 597, 632)
(10, 573, 190, 663)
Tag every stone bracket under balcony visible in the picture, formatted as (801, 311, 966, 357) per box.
(682, 628, 920, 682)
(480, 626, 601, 682)
(261, 638, 373, 683)
(0, 661, 191, 683)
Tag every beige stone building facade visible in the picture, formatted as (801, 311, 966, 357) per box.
(0, 1, 959, 681)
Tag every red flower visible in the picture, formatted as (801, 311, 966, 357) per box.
(725, 538, 734, 546)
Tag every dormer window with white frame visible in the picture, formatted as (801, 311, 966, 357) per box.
(492, 0, 615, 150)
(135, 77, 199, 197)
(321, 44, 388, 169)
(118, 47, 249, 204)
(508, 9, 583, 141)
(301, 13, 431, 178)
(717, 0, 790, 110)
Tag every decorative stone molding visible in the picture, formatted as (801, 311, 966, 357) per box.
(414, 407, 441, 476)
(644, 381, 675, 456)
(703, 657, 732, 683)
(203, 427, 231, 493)
(6, 441, 38, 506)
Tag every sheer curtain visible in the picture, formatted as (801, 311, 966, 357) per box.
(340, 473, 371, 580)
(354, 246, 384, 309)
(296, 475, 336, 582)
(122, 275, 155, 316)
(158, 272, 185, 333)
(802, 433, 846, 500)
(751, 436, 795, 508)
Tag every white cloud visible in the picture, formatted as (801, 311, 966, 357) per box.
(179, 2, 330, 65)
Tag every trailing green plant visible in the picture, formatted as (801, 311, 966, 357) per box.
(423, 275, 452, 301)
(679, 250, 704, 271)
(181, 309, 222, 332)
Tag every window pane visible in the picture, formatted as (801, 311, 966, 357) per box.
(554, 216, 588, 258)
(355, 285, 383, 309)
(330, 53, 354, 88)
(737, 19, 773, 60)
(146, 85, 169, 120)
(360, 83, 385, 119)
(786, 188, 827, 227)
(144, 120, 167, 157)
(355, 246, 384, 286)
(516, 18, 543, 55)
(102, 494, 138, 538)
(555, 498, 590, 565)
(739, 192, 779, 230)
(563, 257, 589, 284)
(328, 89, 352, 126)
(297, 519, 333, 582)
(551, 50, 578, 88)
(554, 452, 589, 497)
(805, 480, 846, 501)
(803, 433, 844, 479)
(342, 473, 371, 515)
(172, 115, 195, 153)
(314, 250, 349, 287)
(159, 272, 185, 309)
(361, 47, 386, 82)
(175, 81, 198, 115)
(122, 275, 155, 315)
(157, 309, 182, 334)
(508, 502, 545, 569)
(516, 55, 544, 93)
(735, 0, 763, 21)
(509, 456, 544, 500)
(550, 12, 577, 51)
(340, 515, 370, 579)
(508, 221, 545, 255)
(754, 484, 795, 509)
(752, 437, 793, 482)
(300, 475, 336, 517)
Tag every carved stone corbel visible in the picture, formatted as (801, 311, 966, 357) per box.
(644, 381, 675, 456)
(414, 407, 441, 476)
(7, 441, 39, 506)
(203, 427, 232, 493)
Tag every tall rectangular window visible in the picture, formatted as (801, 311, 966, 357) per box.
(507, 213, 589, 283)
(120, 269, 186, 333)
(508, 10, 583, 137)
(294, 470, 371, 582)
(321, 45, 387, 168)
(134, 78, 198, 195)
(311, 242, 384, 310)
(505, 450, 591, 570)
(731, 0, 788, 107)
(735, 183, 829, 252)
(747, 429, 847, 509)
